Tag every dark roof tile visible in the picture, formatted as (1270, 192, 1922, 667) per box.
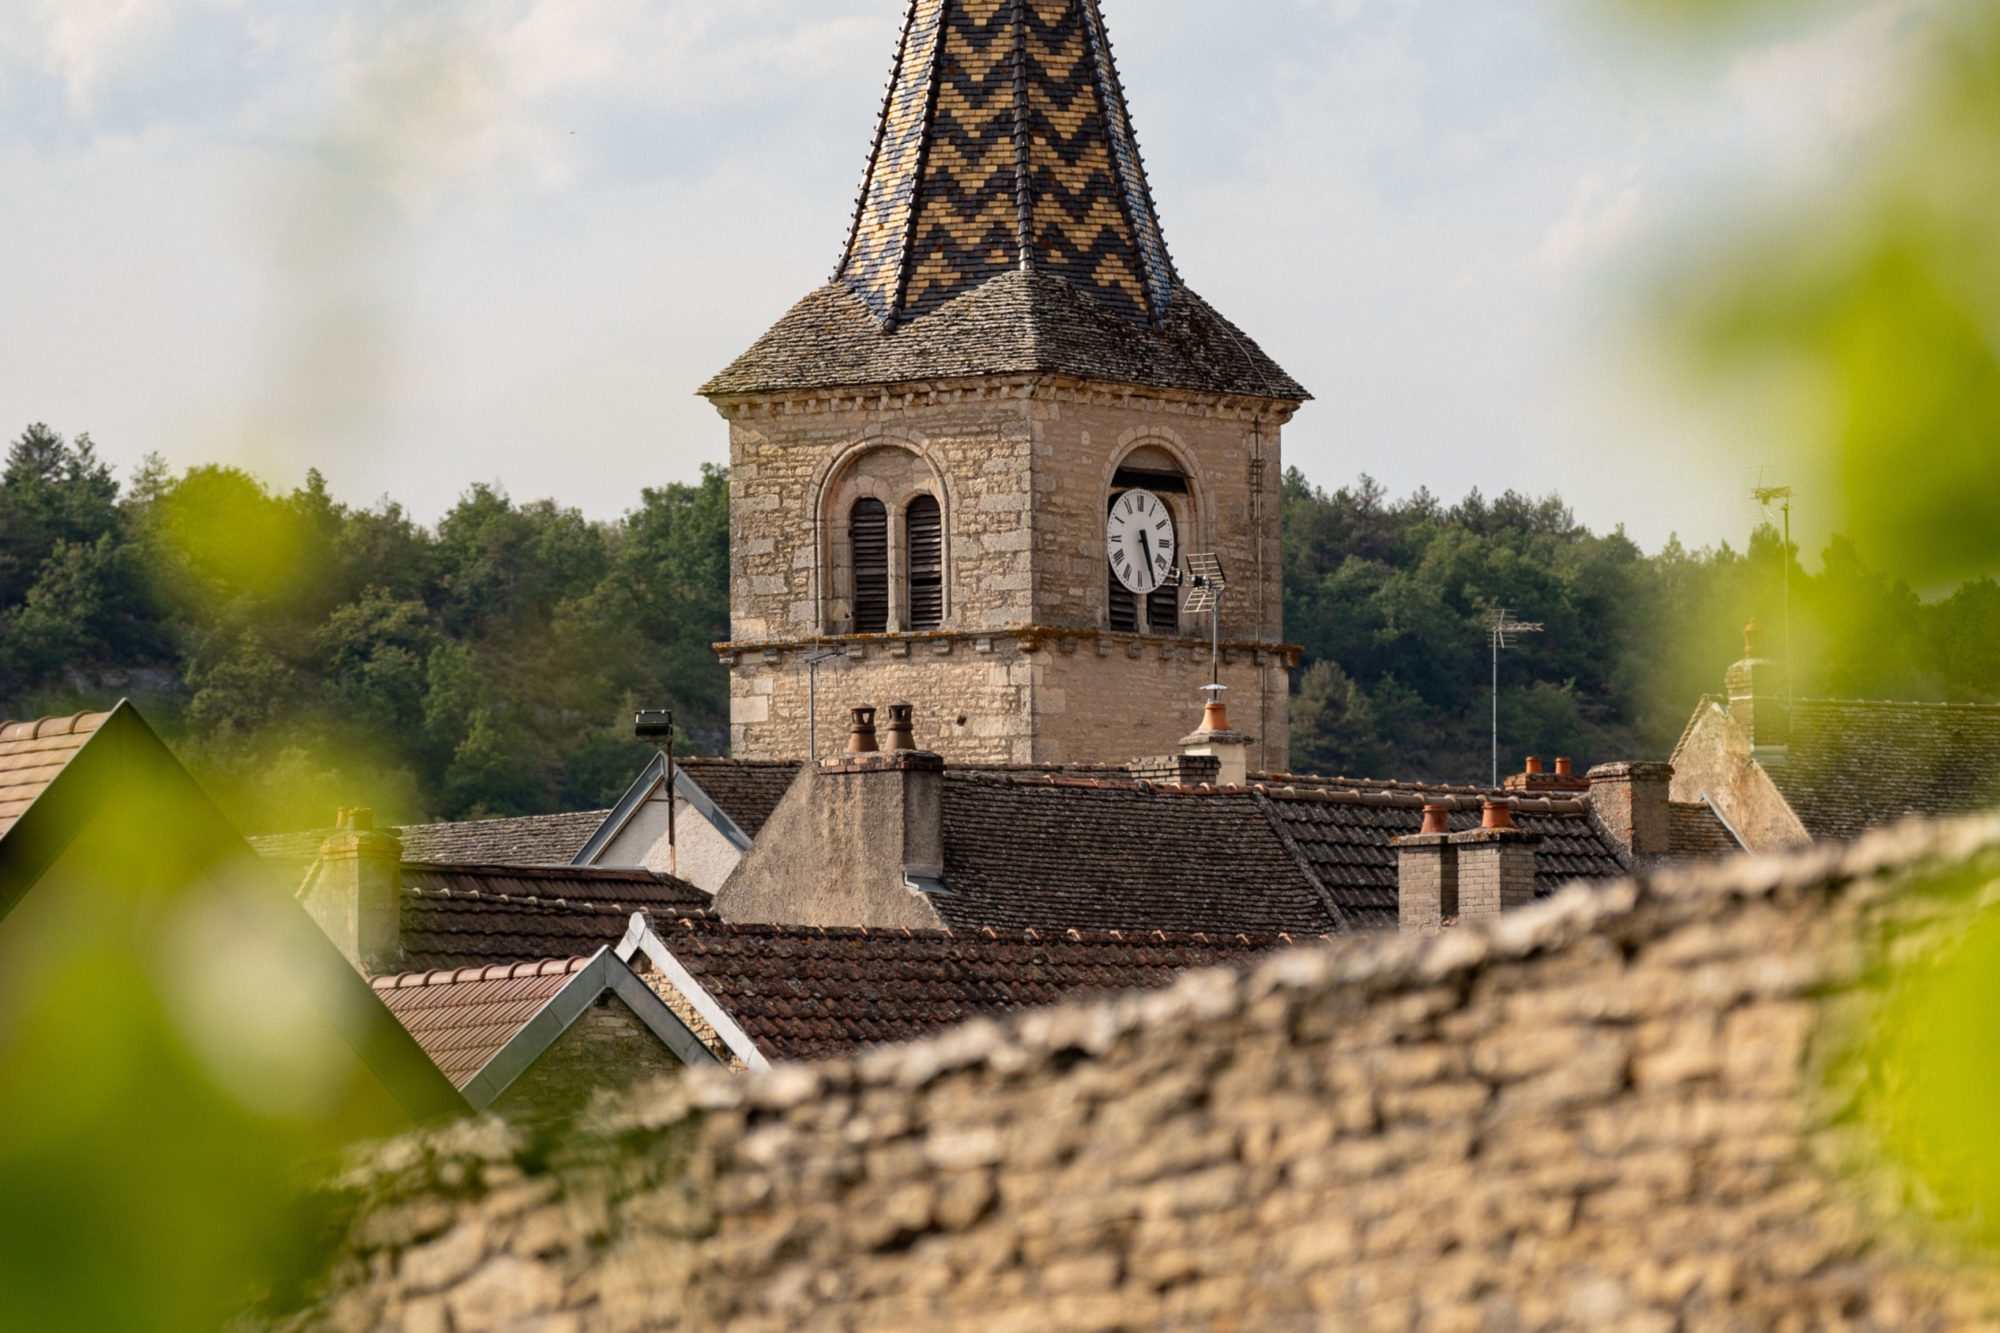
(1770, 699, 2000, 841)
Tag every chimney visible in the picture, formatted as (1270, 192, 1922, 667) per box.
(1586, 761, 1675, 860)
(302, 808, 403, 970)
(1725, 620, 1790, 759)
(1505, 754, 1589, 795)
(1179, 689, 1253, 787)
(1391, 803, 1457, 932)
(1448, 800, 1539, 921)
(713, 705, 947, 930)
(1126, 753, 1224, 787)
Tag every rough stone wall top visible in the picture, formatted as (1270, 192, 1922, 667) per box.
(276, 814, 2000, 1331)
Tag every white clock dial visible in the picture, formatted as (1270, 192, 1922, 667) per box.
(1106, 489, 1177, 595)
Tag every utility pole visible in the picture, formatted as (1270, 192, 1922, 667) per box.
(1489, 610, 1543, 789)
(1752, 482, 1795, 705)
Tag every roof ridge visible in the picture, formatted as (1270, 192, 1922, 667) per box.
(371, 956, 592, 990)
(0, 710, 114, 743)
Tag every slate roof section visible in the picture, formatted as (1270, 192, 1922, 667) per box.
(0, 711, 112, 837)
(1670, 801, 1745, 860)
(1256, 787, 1630, 931)
(704, 272, 1305, 404)
(373, 959, 589, 1088)
(251, 810, 612, 880)
(653, 917, 1295, 1063)
(397, 866, 708, 971)
(676, 759, 803, 839)
(1770, 699, 2000, 842)
(934, 773, 1343, 935)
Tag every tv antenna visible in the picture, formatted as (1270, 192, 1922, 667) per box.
(803, 648, 844, 759)
(1488, 609, 1543, 789)
(1750, 474, 1795, 700)
(1182, 554, 1228, 689)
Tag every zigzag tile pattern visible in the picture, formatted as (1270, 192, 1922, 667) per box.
(836, 0, 1174, 327)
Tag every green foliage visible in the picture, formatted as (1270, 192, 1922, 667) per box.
(0, 428, 732, 831)
(1281, 468, 2000, 783)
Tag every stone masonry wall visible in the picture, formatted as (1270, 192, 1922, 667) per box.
(727, 633, 1292, 767)
(489, 998, 684, 1124)
(270, 818, 2000, 1331)
(717, 381, 1295, 768)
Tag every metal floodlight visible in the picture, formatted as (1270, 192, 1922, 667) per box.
(634, 709, 675, 743)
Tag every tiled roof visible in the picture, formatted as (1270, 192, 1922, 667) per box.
(935, 773, 1343, 935)
(677, 759, 802, 839)
(0, 711, 112, 837)
(703, 0, 1305, 403)
(251, 810, 611, 877)
(1255, 785, 1630, 931)
(372, 959, 588, 1088)
(654, 917, 1294, 1063)
(397, 866, 708, 971)
(1670, 801, 1744, 859)
(703, 272, 1304, 404)
(1770, 699, 2000, 842)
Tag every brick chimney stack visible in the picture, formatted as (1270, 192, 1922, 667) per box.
(1391, 804, 1457, 932)
(303, 808, 403, 971)
(1450, 801, 1540, 921)
(1587, 762, 1675, 860)
(1725, 620, 1790, 760)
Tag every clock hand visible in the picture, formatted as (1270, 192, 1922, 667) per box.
(1136, 527, 1154, 590)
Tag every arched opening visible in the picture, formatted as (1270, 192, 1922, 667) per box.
(1107, 444, 1193, 636)
(850, 498, 889, 634)
(905, 494, 944, 631)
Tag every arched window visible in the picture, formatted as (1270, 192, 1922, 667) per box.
(905, 494, 944, 630)
(851, 498, 889, 633)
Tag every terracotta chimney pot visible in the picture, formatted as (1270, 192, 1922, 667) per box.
(1200, 700, 1230, 734)
(1524, 756, 1543, 775)
(846, 706, 880, 754)
(1554, 757, 1573, 777)
(1482, 799, 1515, 831)
(883, 702, 916, 751)
(1420, 804, 1451, 836)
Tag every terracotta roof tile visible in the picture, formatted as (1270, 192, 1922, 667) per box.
(250, 810, 611, 876)
(371, 958, 590, 1087)
(0, 710, 114, 837)
(395, 865, 709, 971)
(1670, 802, 1744, 859)
(654, 917, 1294, 1063)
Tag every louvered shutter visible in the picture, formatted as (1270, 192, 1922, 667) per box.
(1107, 491, 1140, 631)
(851, 499, 889, 633)
(906, 494, 944, 630)
(1147, 580, 1179, 635)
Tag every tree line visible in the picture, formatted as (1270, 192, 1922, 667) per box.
(5, 424, 1996, 829)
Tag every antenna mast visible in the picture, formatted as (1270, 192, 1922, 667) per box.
(1488, 609, 1543, 788)
(1182, 554, 1228, 690)
(1751, 480, 1795, 702)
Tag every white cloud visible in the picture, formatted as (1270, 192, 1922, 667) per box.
(1539, 171, 1644, 272)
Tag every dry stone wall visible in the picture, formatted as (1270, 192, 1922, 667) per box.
(269, 817, 2000, 1331)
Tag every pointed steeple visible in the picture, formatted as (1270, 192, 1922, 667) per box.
(703, 1, 1306, 404)
(838, 0, 1176, 328)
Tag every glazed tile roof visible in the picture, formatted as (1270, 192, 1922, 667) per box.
(0, 711, 112, 837)
(396, 865, 708, 971)
(677, 759, 802, 839)
(1254, 786, 1630, 932)
(372, 959, 588, 1088)
(1771, 699, 2000, 841)
(704, 0, 1304, 402)
(653, 917, 1294, 1063)
(935, 773, 1344, 934)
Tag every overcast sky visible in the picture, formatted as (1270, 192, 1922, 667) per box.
(0, 0, 1931, 554)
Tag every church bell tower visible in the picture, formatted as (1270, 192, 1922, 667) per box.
(703, 0, 1308, 768)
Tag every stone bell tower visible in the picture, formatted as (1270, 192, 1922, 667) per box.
(702, 0, 1309, 769)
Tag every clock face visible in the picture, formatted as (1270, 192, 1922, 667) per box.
(1106, 489, 1177, 595)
